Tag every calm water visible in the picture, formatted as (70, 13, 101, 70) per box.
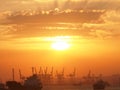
(43, 85, 120, 90)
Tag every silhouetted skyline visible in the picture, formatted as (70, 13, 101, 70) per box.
(0, 0, 120, 83)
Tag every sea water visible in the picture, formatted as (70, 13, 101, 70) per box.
(43, 85, 120, 90)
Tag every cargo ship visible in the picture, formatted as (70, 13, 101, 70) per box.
(6, 74, 42, 90)
(1, 68, 43, 90)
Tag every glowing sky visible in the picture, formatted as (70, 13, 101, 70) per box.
(0, 0, 120, 82)
(0, 0, 120, 11)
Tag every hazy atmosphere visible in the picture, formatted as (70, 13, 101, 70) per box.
(0, 0, 120, 86)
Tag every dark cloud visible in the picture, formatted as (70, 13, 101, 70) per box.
(0, 0, 119, 24)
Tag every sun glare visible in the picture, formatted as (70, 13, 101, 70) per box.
(52, 41, 70, 50)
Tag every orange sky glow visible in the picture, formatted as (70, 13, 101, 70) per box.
(0, 0, 120, 82)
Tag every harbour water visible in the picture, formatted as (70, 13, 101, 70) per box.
(43, 85, 120, 90)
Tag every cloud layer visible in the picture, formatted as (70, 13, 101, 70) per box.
(0, 0, 120, 41)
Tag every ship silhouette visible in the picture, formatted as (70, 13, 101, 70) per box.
(93, 79, 107, 90)
(6, 75, 42, 90)
(0, 83, 6, 90)
(5, 68, 42, 90)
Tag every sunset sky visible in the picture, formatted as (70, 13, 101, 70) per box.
(0, 0, 120, 82)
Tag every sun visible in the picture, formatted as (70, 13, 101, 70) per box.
(51, 41, 70, 50)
